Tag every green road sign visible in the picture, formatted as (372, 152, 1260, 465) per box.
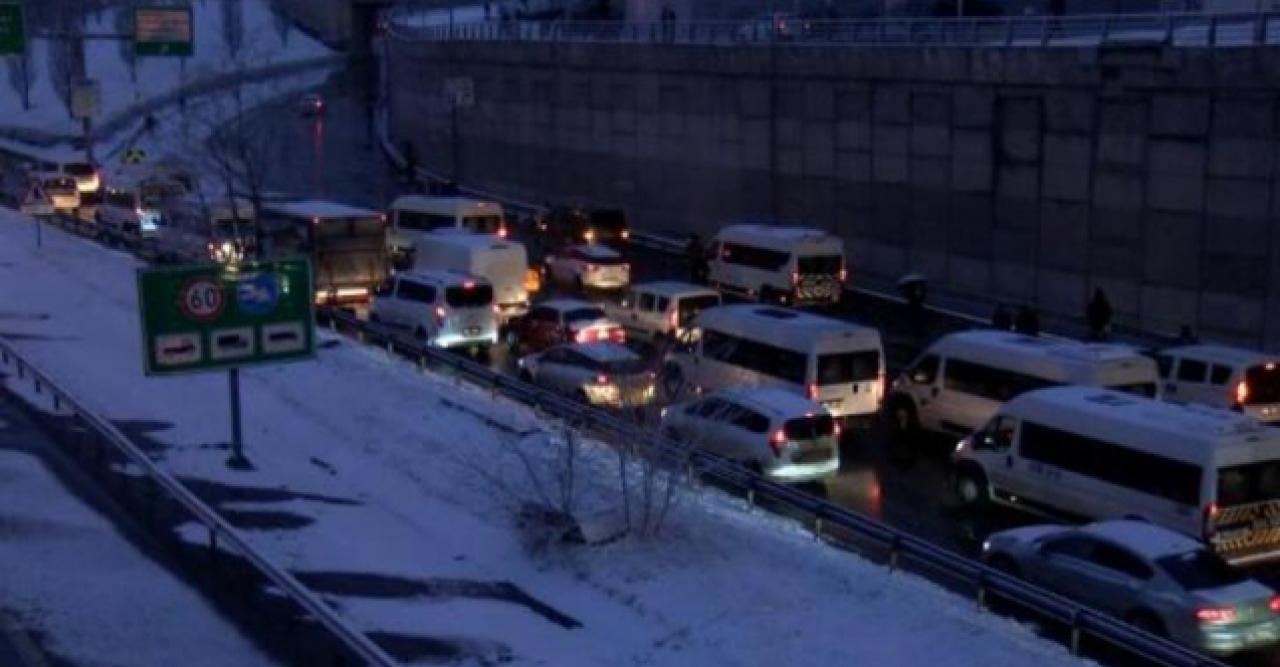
(134, 6, 193, 57)
(0, 4, 25, 56)
(136, 259, 315, 376)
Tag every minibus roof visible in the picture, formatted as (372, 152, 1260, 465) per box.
(694, 305, 880, 351)
(932, 330, 1154, 383)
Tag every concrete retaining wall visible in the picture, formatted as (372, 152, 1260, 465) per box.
(388, 38, 1280, 349)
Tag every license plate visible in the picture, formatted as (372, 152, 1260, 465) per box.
(465, 326, 480, 335)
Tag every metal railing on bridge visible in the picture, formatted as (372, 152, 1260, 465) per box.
(387, 10, 1280, 48)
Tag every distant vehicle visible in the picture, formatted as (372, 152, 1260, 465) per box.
(518, 342, 656, 408)
(259, 200, 389, 307)
(40, 175, 80, 213)
(706, 223, 845, 306)
(954, 386, 1280, 565)
(886, 330, 1160, 440)
(544, 243, 630, 291)
(504, 298, 624, 354)
(1155, 345, 1280, 424)
(983, 520, 1280, 656)
(412, 230, 538, 323)
(59, 161, 99, 194)
(664, 304, 884, 424)
(661, 387, 840, 483)
(534, 206, 629, 250)
(604, 281, 721, 343)
(95, 169, 185, 247)
(388, 195, 506, 265)
(160, 195, 256, 264)
(371, 270, 498, 353)
(299, 93, 325, 116)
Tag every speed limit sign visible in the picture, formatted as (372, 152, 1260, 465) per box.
(179, 277, 225, 321)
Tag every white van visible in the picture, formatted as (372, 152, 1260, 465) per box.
(664, 304, 884, 423)
(706, 223, 845, 305)
(412, 230, 536, 322)
(954, 386, 1280, 565)
(605, 281, 721, 342)
(370, 270, 498, 352)
(1155, 345, 1280, 424)
(887, 330, 1159, 439)
(388, 195, 505, 263)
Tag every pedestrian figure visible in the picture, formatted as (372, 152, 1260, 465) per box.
(1177, 324, 1198, 345)
(992, 303, 1012, 331)
(686, 233, 707, 284)
(1014, 306, 1040, 336)
(1086, 288, 1113, 341)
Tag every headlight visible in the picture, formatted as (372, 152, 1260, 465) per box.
(954, 439, 967, 454)
(982, 539, 992, 553)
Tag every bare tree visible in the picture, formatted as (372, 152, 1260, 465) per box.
(6, 42, 37, 111)
(269, 0, 292, 48)
(115, 3, 138, 84)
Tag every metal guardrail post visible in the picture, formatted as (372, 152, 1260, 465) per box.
(1069, 610, 1083, 655)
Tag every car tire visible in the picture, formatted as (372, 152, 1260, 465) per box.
(954, 465, 990, 510)
(1125, 611, 1166, 639)
(504, 329, 520, 352)
(885, 396, 919, 441)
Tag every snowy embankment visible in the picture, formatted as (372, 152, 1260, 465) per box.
(0, 208, 1089, 666)
(0, 403, 277, 666)
(0, 0, 331, 139)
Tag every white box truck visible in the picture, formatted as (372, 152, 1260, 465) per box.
(413, 230, 539, 322)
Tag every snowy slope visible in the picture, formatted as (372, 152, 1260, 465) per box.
(0, 0, 330, 137)
(0, 209, 1089, 666)
(0, 409, 276, 666)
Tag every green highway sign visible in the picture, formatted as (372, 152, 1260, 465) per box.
(134, 6, 193, 57)
(0, 4, 25, 56)
(137, 259, 315, 376)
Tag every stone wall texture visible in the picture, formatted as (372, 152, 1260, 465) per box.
(388, 39, 1280, 349)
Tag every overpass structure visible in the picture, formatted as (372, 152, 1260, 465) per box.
(384, 9, 1280, 351)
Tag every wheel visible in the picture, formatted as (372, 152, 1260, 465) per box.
(885, 396, 919, 441)
(1126, 611, 1166, 639)
(504, 329, 520, 351)
(954, 466, 990, 509)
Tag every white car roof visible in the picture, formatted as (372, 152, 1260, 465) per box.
(265, 200, 380, 219)
(629, 281, 720, 298)
(710, 387, 829, 420)
(568, 244, 622, 259)
(1081, 520, 1203, 559)
(568, 342, 639, 363)
(1162, 344, 1277, 369)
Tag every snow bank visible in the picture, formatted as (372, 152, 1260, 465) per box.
(0, 208, 1087, 666)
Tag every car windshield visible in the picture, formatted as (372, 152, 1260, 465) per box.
(784, 415, 835, 440)
(462, 215, 503, 234)
(564, 307, 606, 324)
(797, 255, 842, 275)
(817, 351, 880, 384)
(677, 295, 720, 326)
(1244, 365, 1280, 405)
(445, 284, 494, 308)
(602, 358, 648, 375)
(63, 163, 94, 176)
(583, 252, 626, 266)
(1156, 549, 1249, 591)
(1108, 381, 1158, 398)
(1217, 460, 1280, 506)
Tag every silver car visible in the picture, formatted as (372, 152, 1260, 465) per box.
(984, 520, 1280, 656)
(518, 342, 655, 408)
(660, 387, 840, 484)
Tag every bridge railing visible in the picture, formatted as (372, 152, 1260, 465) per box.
(387, 10, 1280, 48)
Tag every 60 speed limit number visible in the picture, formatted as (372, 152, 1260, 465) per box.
(179, 277, 225, 321)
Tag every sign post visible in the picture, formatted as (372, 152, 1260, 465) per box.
(72, 78, 100, 162)
(136, 259, 315, 469)
(443, 77, 474, 184)
(0, 3, 25, 56)
(134, 6, 193, 57)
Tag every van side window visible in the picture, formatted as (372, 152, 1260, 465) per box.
(944, 359, 1054, 402)
(1209, 365, 1233, 386)
(702, 329, 806, 385)
(397, 210, 456, 231)
(908, 355, 939, 385)
(1154, 354, 1172, 379)
(1089, 543, 1153, 580)
(1177, 359, 1208, 383)
(656, 296, 670, 312)
(720, 242, 790, 271)
(639, 293, 656, 311)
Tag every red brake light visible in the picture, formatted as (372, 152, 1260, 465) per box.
(434, 306, 446, 325)
(1195, 607, 1237, 625)
(463, 280, 475, 290)
(792, 271, 801, 285)
(833, 421, 842, 439)
(769, 428, 787, 455)
(1270, 596, 1280, 614)
(596, 374, 609, 385)
(1236, 381, 1249, 405)
(839, 267, 848, 283)
(669, 309, 679, 331)
(610, 328, 625, 343)
(497, 227, 508, 238)
(575, 329, 590, 343)
(807, 383, 819, 400)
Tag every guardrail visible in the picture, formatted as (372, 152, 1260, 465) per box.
(319, 307, 1226, 667)
(0, 338, 399, 667)
(387, 10, 1280, 49)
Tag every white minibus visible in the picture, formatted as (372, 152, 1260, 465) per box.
(887, 330, 1159, 440)
(664, 304, 884, 423)
(955, 386, 1280, 565)
(388, 195, 505, 264)
(706, 223, 845, 305)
